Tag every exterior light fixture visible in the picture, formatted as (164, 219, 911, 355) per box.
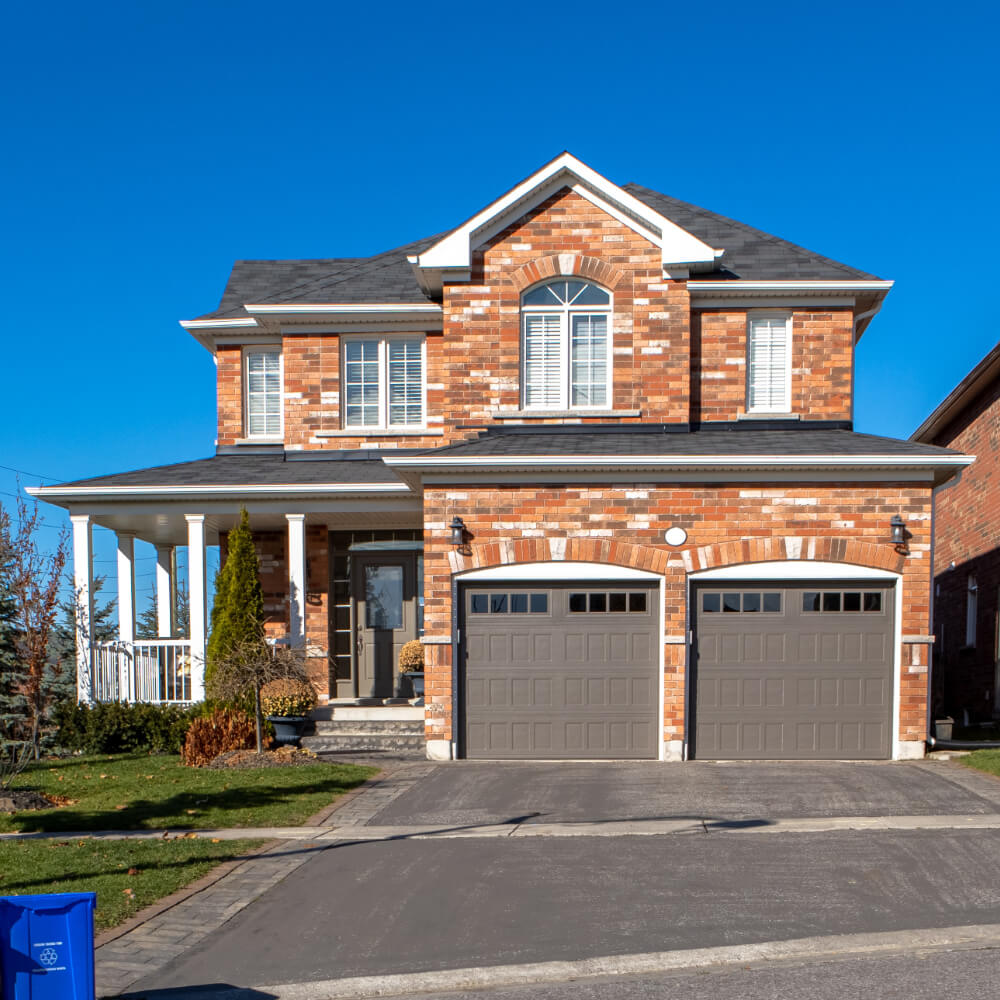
(449, 515, 466, 548)
(890, 514, 906, 546)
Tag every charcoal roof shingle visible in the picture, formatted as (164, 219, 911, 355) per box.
(198, 182, 880, 319)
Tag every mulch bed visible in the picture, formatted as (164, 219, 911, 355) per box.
(0, 789, 55, 813)
(207, 747, 324, 770)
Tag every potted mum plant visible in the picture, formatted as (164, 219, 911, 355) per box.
(398, 639, 425, 701)
(261, 676, 318, 747)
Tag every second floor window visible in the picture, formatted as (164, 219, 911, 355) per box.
(521, 279, 611, 409)
(343, 336, 424, 428)
(245, 347, 282, 438)
(747, 313, 792, 413)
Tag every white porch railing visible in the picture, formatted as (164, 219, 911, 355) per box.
(93, 640, 195, 704)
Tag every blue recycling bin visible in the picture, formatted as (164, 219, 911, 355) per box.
(0, 892, 96, 999)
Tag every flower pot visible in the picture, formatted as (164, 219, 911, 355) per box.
(266, 715, 309, 747)
(404, 672, 425, 698)
(934, 717, 954, 741)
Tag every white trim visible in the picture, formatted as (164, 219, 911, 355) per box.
(689, 560, 897, 581)
(688, 280, 894, 294)
(27, 483, 411, 499)
(685, 560, 904, 761)
(454, 559, 666, 762)
(693, 297, 856, 310)
(155, 545, 175, 638)
(456, 561, 661, 582)
(116, 532, 136, 647)
(71, 514, 94, 705)
(287, 514, 307, 647)
(415, 153, 720, 274)
(385, 453, 974, 472)
(243, 344, 283, 440)
(185, 514, 207, 702)
(180, 318, 260, 330)
(246, 303, 441, 315)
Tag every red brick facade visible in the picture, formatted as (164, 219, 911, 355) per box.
(422, 485, 933, 750)
(925, 375, 1000, 718)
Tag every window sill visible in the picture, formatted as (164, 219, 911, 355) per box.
(737, 412, 800, 421)
(235, 437, 283, 445)
(492, 409, 641, 420)
(314, 428, 444, 438)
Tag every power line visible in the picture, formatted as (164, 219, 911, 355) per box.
(0, 463, 63, 482)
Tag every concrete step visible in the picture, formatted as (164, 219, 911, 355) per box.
(312, 705, 424, 722)
(312, 719, 424, 736)
(302, 732, 426, 755)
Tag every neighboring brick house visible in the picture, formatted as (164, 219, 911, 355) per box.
(912, 341, 1000, 721)
(32, 153, 971, 761)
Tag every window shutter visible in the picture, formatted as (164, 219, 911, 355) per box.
(388, 339, 423, 426)
(524, 313, 562, 408)
(748, 316, 790, 411)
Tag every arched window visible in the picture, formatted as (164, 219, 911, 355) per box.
(521, 279, 611, 409)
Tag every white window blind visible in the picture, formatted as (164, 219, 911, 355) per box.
(344, 340, 380, 427)
(748, 315, 790, 412)
(246, 350, 281, 437)
(571, 314, 608, 406)
(388, 339, 423, 426)
(344, 337, 424, 428)
(524, 313, 562, 408)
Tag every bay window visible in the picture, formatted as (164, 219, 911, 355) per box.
(521, 280, 611, 409)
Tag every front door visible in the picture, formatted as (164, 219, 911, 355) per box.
(354, 554, 418, 699)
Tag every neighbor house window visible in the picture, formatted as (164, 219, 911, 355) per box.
(521, 279, 611, 409)
(966, 575, 978, 648)
(747, 313, 792, 412)
(343, 336, 424, 428)
(245, 347, 282, 438)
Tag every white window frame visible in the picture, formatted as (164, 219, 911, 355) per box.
(520, 280, 613, 411)
(746, 311, 793, 414)
(341, 334, 427, 430)
(243, 345, 283, 440)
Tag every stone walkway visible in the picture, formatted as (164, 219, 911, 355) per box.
(93, 761, 435, 999)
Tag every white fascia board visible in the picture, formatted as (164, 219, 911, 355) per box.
(180, 318, 261, 329)
(688, 280, 894, 296)
(415, 153, 720, 272)
(26, 483, 413, 502)
(384, 453, 974, 472)
(245, 303, 442, 316)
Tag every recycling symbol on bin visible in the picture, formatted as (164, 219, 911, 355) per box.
(38, 948, 59, 967)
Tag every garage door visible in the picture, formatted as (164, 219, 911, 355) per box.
(691, 581, 894, 760)
(462, 583, 658, 759)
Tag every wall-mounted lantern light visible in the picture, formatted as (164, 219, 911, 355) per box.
(449, 515, 466, 548)
(889, 514, 906, 546)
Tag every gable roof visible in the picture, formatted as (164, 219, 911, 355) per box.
(192, 159, 883, 324)
(911, 340, 1000, 444)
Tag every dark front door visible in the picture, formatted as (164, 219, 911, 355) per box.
(354, 554, 418, 699)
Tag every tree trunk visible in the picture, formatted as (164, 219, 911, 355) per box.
(254, 687, 264, 754)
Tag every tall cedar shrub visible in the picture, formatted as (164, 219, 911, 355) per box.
(0, 538, 24, 751)
(205, 508, 266, 692)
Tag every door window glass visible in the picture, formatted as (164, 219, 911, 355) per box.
(365, 564, 404, 629)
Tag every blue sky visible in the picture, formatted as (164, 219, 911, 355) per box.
(2, 0, 998, 616)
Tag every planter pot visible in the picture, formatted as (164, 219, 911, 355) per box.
(404, 672, 425, 698)
(934, 718, 955, 741)
(266, 715, 309, 747)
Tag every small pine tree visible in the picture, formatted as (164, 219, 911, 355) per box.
(0, 535, 25, 751)
(206, 509, 265, 691)
(136, 579, 190, 639)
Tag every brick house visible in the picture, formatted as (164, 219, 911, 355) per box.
(32, 153, 971, 761)
(912, 341, 1000, 721)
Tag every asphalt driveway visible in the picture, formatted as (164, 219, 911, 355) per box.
(368, 759, 1000, 827)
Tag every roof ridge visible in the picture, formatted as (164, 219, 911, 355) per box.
(623, 182, 880, 281)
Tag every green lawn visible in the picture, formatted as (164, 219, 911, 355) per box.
(0, 837, 264, 930)
(961, 748, 1000, 779)
(0, 754, 377, 833)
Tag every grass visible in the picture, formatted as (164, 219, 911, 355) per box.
(960, 749, 1000, 778)
(0, 754, 377, 833)
(0, 837, 264, 930)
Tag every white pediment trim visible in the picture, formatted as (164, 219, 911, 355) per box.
(413, 153, 721, 276)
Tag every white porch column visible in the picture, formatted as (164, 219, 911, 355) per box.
(70, 515, 94, 704)
(286, 514, 307, 647)
(155, 545, 175, 638)
(116, 532, 136, 702)
(186, 515, 207, 702)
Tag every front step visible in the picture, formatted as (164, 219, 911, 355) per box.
(302, 711, 426, 757)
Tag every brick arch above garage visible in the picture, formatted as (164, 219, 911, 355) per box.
(680, 536, 907, 576)
(447, 536, 670, 576)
